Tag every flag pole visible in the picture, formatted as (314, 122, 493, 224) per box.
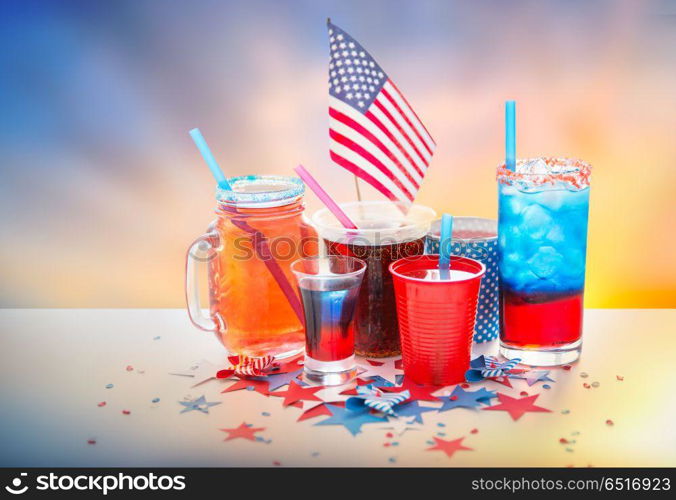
(353, 175, 363, 202)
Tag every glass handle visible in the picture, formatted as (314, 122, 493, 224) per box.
(185, 231, 220, 332)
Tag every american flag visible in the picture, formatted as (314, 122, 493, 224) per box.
(327, 20, 435, 209)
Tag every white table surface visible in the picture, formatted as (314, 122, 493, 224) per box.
(1, 309, 674, 467)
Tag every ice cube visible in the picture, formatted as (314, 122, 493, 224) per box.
(521, 204, 552, 240)
(527, 246, 563, 279)
(516, 158, 550, 175)
(545, 224, 566, 244)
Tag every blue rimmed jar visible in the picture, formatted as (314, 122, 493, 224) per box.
(186, 175, 317, 359)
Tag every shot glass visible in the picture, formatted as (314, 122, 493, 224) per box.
(291, 255, 366, 386)
(390, 255, 485, 385)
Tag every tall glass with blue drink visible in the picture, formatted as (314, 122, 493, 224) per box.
(497, 158, 591, 365)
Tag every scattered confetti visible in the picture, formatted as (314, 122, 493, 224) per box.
(87, 439, 96, 445)
(562, 409, 570, 415)
(520, 391, 529, 396)
(562, 365, 572, 371)
(380, 378, 441, 402)
(426, 436, 473, 459)
(271, 380, 323, 407)
(616, 375, 624, 381)
(169, 359, 221, 387)
(126, 365, 134, 372)
(122, 410, 131, 415)
(583, 383, 591, 389)
(580, 372, 589, 378)
(437, 422, 446, 427)
(152, 398, 160, 403)
(222, 378, 270, 396)
(153, 336, 161, 340)
(261, 411, 270, 417)
(606, 419, 614, 426)
(483, 393, 551, 421)
(395, 400, 437, 424)
(357, 359, 403, 385)
(379, 416, 419, 436)
(221, 422, 266, 441)
(566, 447, 574, 453)
(515, 370, 555, 386)
(105, 384, 114, 389)
(178, 395, 221, 414)
(438, 386, 496, 412)
(314, 405, 387, 436)
(388, 457, 396, 463)
(591, 381, 600, 388)
(273, 461, 281, 466)
(543, 384, 551, 389)
(470, 428, 479, 434)
(97, 402, 106, 407)
(255, 369, 303, 392)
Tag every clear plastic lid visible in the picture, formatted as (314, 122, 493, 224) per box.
(312, 201, 436, 245)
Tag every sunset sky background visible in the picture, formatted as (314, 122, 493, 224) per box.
(1, 0, 674, 308)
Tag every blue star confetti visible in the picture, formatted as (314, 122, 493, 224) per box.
(395, 401, 437, 424)
(438, 386, 496, 412)
(178, 395, 221, 414)
(254, 369, 303, 391)
(314, 404, 387, 436)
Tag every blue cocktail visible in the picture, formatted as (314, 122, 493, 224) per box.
(497, 158, 591, 365)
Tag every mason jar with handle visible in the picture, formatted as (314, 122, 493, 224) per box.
(186, 175, 316, 359)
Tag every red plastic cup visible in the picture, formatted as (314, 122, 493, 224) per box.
(390, 255, 485, 386)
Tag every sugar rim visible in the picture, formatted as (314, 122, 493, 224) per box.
(497, 157, 591, 190)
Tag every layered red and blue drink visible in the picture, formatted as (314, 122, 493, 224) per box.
(497, 158, 591, 365)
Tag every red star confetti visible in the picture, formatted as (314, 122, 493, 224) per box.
(394, 358, 404, 370)
(298, 403, 334, 422)
(483, 393, 551, 421)
(271, 381, 323, 407)
(426, 436, 473, 459)
(220, 422, 266, 441)
(222, 378, 270, 396)
(381, 378, 441, 402)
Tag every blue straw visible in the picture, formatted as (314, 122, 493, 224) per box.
(438, 213, 453, 279)
(189, 128, 232, 190)
(505, 100, 516, 171)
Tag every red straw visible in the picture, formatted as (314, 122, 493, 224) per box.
(294, 165, 358, 229)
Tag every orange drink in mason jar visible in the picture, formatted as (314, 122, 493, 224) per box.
(186, 175, 317, 358)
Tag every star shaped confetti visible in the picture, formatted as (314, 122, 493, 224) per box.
(426, 436, 473, 459)
(220, 422, 265, 441)
(379, 416, 420, 436)
(254, 369, 303, 391)
(271, 381, 323, 407)
(222, 378, 270, 396)
(178, 395, 221, 414)
(395, 400, 437, 424)
(314, 404, 387, 436)
(357, 359, 403, 385)
(514, 370, 555, 386)
(298, 402, 346, 422)
(483, 393, 551, 421)
(170, 359, 220, 387)
(381, 378, 441, 402)
(438, 386, 496, 412)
